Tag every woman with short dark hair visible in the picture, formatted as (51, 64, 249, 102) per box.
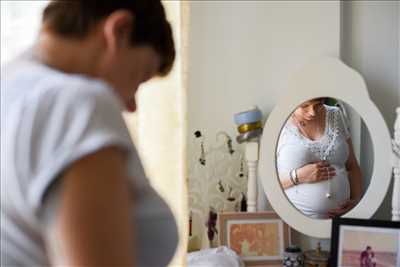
(1, 1, 177, 266)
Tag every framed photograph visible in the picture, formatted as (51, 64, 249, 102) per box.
(219, 211, 290, 266)
(331, 218, 400, 267)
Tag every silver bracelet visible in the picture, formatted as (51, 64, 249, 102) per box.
(290, 169, 299, 185)
(294, 169, 299, 185)
(289, 169, 298, 185)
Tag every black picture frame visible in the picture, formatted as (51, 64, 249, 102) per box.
(330, 217, 400, 267)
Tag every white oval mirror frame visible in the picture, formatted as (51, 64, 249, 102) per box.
(259, 58, 392, 238)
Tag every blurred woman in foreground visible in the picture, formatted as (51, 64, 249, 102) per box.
(1, 1, 177, 266)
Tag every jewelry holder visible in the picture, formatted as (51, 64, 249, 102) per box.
(188, 131, 247, 248)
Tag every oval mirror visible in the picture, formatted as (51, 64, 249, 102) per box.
(259, 58, 392, 238)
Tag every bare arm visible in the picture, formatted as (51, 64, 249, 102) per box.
(279, 171, 296, 190)
(45, 147, 135, 266)
(279, 161, 336, 190)
(345, 139, 363, 201)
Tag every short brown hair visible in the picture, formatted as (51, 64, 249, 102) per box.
(43, 0, 175, 76)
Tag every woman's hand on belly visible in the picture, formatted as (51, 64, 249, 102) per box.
(297, 161, 336, 184)
(326, 198, 358, 218)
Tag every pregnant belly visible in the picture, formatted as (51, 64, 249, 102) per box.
(285, 166, 350, 218)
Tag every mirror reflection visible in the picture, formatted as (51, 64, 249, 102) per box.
(276, 98, 371, 219)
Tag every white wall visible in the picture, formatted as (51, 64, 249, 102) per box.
(187, 1, 340, 250)
(188, 1, 340, 140)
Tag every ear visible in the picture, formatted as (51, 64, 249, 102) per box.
(103, 10, 134, 54)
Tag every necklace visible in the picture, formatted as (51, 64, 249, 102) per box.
(323, 155, 332, 199)
(292, 114, 323, 141)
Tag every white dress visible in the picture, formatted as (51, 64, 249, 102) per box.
(277, 105, 351, 218)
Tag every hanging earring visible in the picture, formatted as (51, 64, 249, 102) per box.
(195, 130, 206, 165)
(237, 156, 245, 178)
(216, 131, 234, 154)
(227, 186, 235, 201)
(227, 137, 235, 154)
(217, 180, 225, 193)
(199, 141, 206, 165)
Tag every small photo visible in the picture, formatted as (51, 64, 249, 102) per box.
(338, 225, 400, 267)
(219, 212, 289, 266)
(228, 220, 282, 259)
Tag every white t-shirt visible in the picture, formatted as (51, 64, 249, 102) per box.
(277, 105, 352, 218)
(1, 52, 177, 266)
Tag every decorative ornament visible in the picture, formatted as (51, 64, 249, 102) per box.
(227, 186, 235, 202)
(194, 130, 206, 166)
(237, 157, 245, 178)
(217, 180, 225, 193)
(227, 138, 235, 154)
(199, 141, 206, 165)
(206, 207, 218, 244)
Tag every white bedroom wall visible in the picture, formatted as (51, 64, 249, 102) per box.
(188, 1, 340, 139)
(187, 1, 340, 250)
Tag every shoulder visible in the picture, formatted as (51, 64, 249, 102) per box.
(324, 105, 344, 124)
(324, 104, 340, 115)
(280, 123, 292, 140)
(16, 70, 130, 149)
(18, 68, 125, 125)
(46, 73, 123, 111)
(278, 121, 300, 147)
(3, 58, 124, 117)
(39, 75, 128, 137)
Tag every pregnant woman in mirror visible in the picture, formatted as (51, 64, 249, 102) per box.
(277, 98, 363, 219)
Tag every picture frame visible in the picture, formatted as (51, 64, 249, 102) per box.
(330, 217, 400, 267)
(219, 211, 290, 266)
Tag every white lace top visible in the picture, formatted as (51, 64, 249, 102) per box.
(277, 105, 351, 218)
